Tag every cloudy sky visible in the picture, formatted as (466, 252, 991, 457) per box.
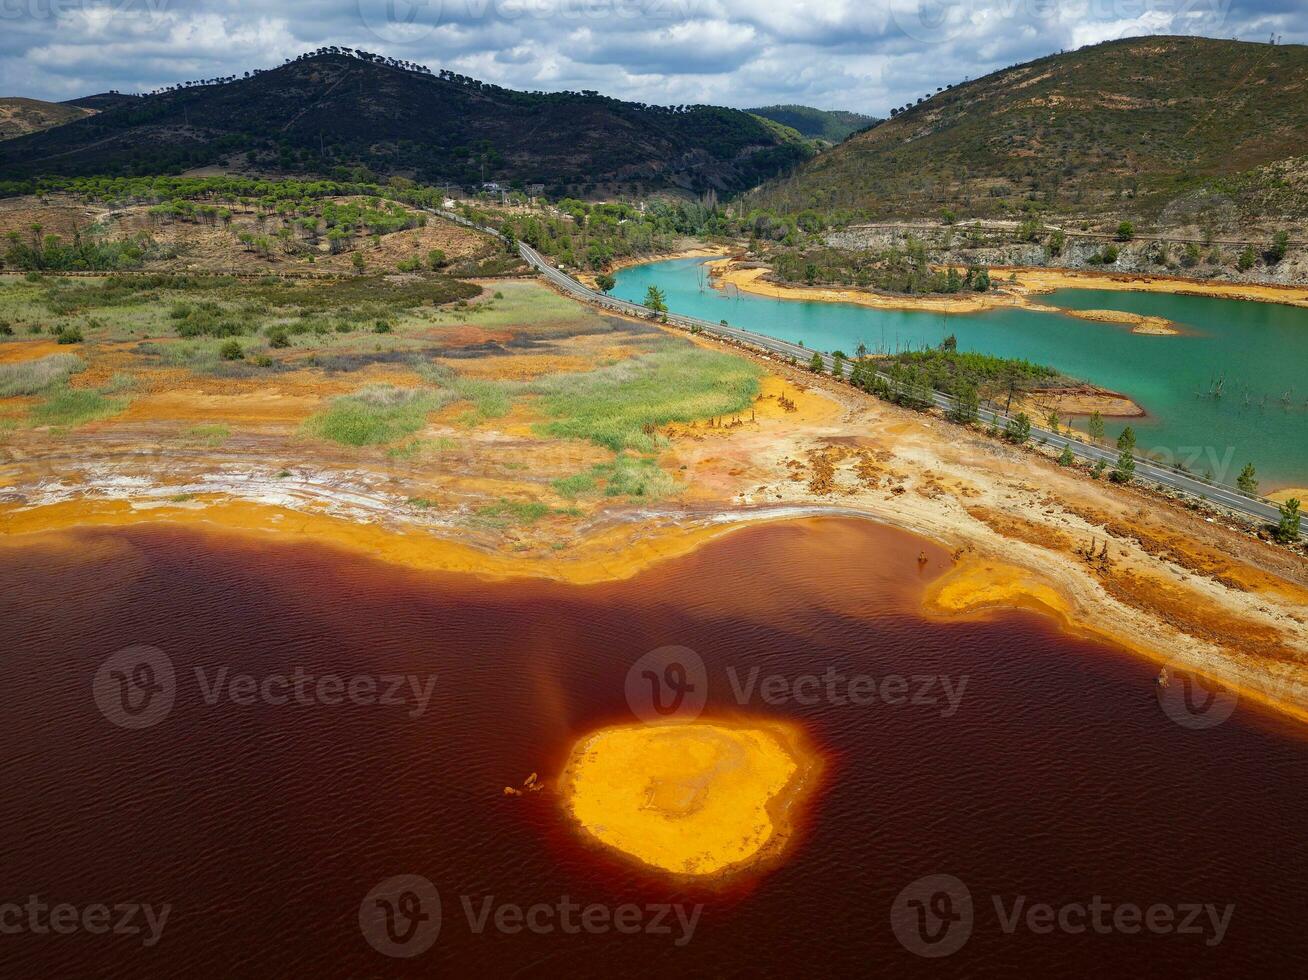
(1, 0, 1302, 114)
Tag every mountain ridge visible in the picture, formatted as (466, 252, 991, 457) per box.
(750, 36, 1308, 225)
(0, 49, 811, 195)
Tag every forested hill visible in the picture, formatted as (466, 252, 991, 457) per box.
(0, 48, 812, 196)
(747, 105, 877, 143)
(752, 36, 1308, 222)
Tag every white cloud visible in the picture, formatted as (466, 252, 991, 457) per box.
(0, 0, 1301, 112)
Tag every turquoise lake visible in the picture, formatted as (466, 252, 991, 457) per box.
(612, 258, 1308, 489)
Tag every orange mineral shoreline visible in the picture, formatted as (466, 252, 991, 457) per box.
(3, 493, 1305, 729)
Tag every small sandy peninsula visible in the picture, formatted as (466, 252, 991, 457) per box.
(559, 720, 819, 878)
(708, 260, 1181, 337)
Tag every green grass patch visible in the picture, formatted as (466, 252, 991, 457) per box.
(30, 385, 127, 428)
(554, 455, 679, 500)
(551, 472, 597, 498)
(528, 347, 761, 452)
(303, 384, 453, 446)
(0, 353, 84, 397)
(416, 363, 515, 424)
(472, 498, 578, 528)
(387, 437, 456, 460)
(183, 424, 230, 446)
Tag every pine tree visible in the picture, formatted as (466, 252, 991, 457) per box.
(1111, 426, 1136, 483)
(1088, 411, 1105, 444)
(1005, 412, 1031, 444)
(949, 383, 979, 424)
(1275, 498, 1301, 544)
(1237, 463, 1258, 494)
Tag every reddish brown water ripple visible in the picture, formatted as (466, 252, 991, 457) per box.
(1, 517, 1305, 977)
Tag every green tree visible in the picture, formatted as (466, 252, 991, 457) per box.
(1116, 221, 1135, 241)
(1058, 444, 1075, 466)
(831, 352, 844, 378)
(351, 251, 365, 273)
(1111, 425, 1136, 483)
(809, 352, 824, 373)
(1047, 410, 1061, 433)
(940, 333, 957, 352)
(1237, 463, 1258, 495)
(1047, 229, 1066, 257)
(642, 285, 667, 315)
(1266, 230, 1289, 264)
(427, 248, 447, 270)
(595, 272, 616, 294)
(1088, 411, 1105, 444)
(1275, 498, 1301, 544)
(1237, 245, 1256, 271)
(1005, 412, 1031, 444)
(949, 383, 979, 424)
(219, 340, 244, 361)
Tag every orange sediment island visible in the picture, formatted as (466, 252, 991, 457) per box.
(559, 719, 820, 878)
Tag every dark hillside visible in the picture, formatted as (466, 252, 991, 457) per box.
(2, 50, 811, 195)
